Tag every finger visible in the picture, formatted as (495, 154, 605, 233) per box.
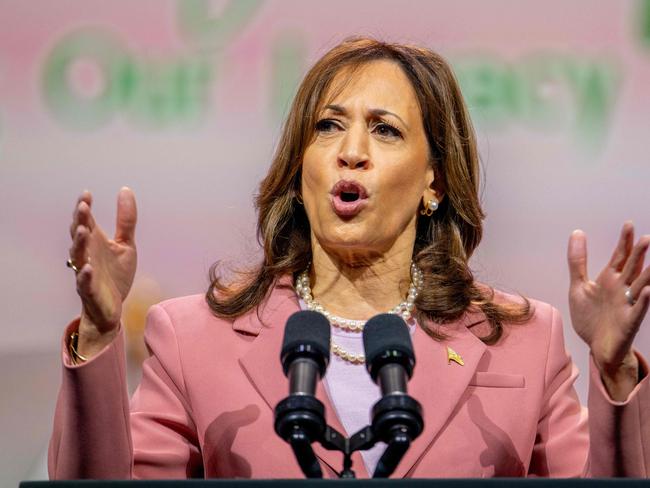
(69, 191, 93, 236)
(71, 190, 93, 218)
(70, 201, 96, 239)
(70, 225, 90, 269)
(69, 201, 81, 239)
(568, 229, 588, 285)
(114, 186, 137, 244)
(621, 236, 650, 285)
(78, 201, 97, 232)
(608, 221, 634, 271)
(629, 286, 650, 329)
(78, 190, 93, 208)
(630, 264, 650, 298)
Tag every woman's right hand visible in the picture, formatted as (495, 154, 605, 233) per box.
(68, 187, 138, 358)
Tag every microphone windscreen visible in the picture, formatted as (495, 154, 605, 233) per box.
(281, 310, 331, 365)
(363, 313, 414, 371)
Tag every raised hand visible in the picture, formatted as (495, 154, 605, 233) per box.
(68, 187, 138, 357)
(568, 222, 650, 400)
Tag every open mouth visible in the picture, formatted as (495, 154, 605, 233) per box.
(331, 180, 368, 200)
(329, 180, 369, 217)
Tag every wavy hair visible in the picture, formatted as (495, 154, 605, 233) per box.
(207, 37, 531, 344)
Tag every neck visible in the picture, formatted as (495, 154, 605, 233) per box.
(308, 236, 415, 321)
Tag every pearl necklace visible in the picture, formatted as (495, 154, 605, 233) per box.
(295, 263, 423, 364)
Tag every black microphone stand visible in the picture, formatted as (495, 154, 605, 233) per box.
(275, 391, 423, 479)
(369, 393, 424, 478)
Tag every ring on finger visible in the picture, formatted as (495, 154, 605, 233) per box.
(625, 287, 636, 306)
(66, 258, 80, 273)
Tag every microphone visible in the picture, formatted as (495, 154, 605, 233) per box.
(280, 310, 330, 396)
(363, 314, 424, 478)
(274, 311, 331, 478)
(363, 313, 415, 396)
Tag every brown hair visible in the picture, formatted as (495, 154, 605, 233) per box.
(207, 37, 531, 344)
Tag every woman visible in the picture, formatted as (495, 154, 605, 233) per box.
(50, 37, 650, 478)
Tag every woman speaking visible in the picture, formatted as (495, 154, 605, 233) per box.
(49, 37, 650, 478)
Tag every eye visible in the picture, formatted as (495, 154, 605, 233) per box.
(373, 121, 402, 139)
(315, 119, 342, 133)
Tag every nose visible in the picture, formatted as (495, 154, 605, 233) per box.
(337, 125, 369, 170)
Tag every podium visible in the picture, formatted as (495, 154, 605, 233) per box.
(19, 480, 650, 488)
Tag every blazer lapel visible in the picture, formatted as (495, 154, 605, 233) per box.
(393, 313, 487, 478)
(236, 279, 296, 414)
(237, 277, 356, 477)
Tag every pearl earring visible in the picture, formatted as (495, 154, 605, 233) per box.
(420, 199, 438, 217)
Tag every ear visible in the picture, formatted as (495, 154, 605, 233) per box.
(422, 165, 445, 204)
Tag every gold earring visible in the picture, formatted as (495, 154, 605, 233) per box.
(420, 199, 438, 217)
(295, 193, 304, 205)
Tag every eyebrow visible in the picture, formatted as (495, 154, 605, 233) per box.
(323, 104, 409, 130)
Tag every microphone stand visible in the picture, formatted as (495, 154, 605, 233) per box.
(275, 391, 423, 479)
(369, 393, 424, 477)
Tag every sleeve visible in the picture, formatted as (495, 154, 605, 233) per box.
(48, 305, 203, 479)
(587, 351, 650, 477)
(48, 319, 133, 479)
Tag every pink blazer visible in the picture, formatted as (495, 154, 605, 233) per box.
(49, 277, 650, 479)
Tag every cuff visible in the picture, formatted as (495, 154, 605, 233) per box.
(60, 318, 123, 368)
(589, 350, 650, 406)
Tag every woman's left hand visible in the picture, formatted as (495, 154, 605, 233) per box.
(568, 222, 650, 401)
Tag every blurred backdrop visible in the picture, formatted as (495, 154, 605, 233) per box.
(1, 0, 649, 484)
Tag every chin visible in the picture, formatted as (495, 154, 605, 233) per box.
(317, 228, 386, 258)
(322, 221, 371, 245)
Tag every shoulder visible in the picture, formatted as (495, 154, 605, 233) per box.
(143, 279, 298, 344)
(471, 285, 560, 326)
(491, 287, 558, 324)
(143, 294, 234, 342)
(154, 293, 220, 324)
(475, 286, 564, 348)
